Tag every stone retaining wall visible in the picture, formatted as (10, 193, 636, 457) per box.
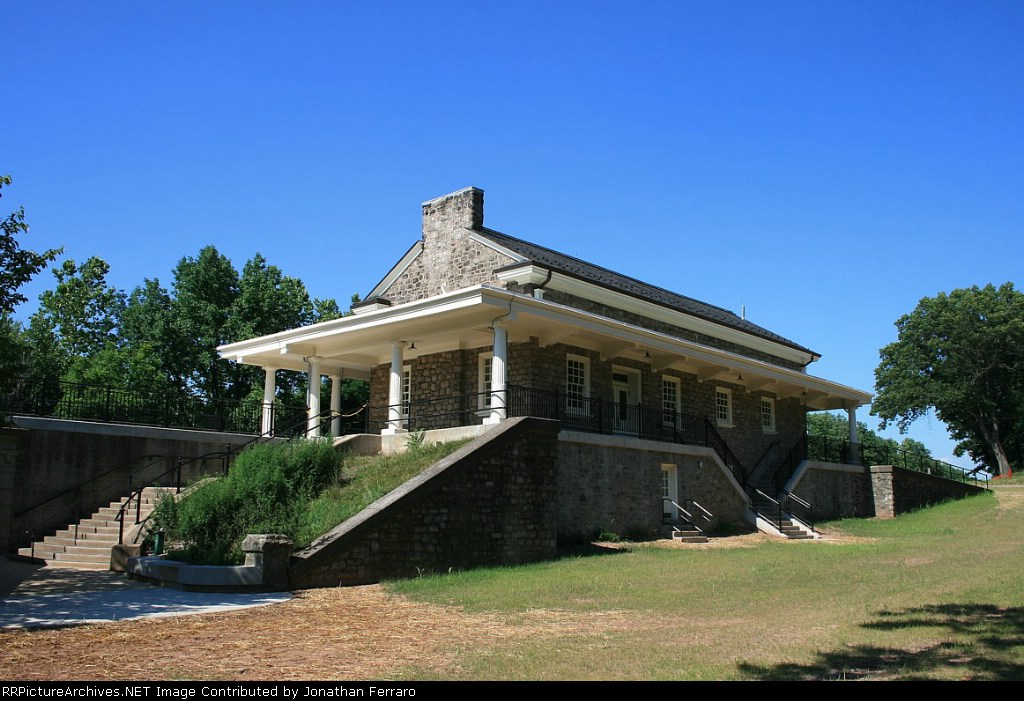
(290, 417, 559, 587)
(1, 419, 266, 553)
(789, 461, 987, 520)
(556, 432, 748, 540)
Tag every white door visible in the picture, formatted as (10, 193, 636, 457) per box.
(662, 464, 679, 520)
(611, 369, 640, 433)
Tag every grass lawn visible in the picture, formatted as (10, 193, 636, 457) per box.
(3, 481, 1020, 681)
(388, 486, 1024, 680)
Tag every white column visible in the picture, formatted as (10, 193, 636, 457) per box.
(330, 374, 342, 437)
(847, 405, 861, 463)
(261, 367, 277, 436)
(486, 323, 508, 424)
(306, 356, 322, 437)
(384, 342, 406, 434)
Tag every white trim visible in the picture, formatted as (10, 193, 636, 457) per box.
(715, 387, 733, 428)
(478, 352, 493, 410)
(218, 285, 871, 410)
(760, 396, 776, 434)
(495, 264, 816, 366)
(399, 365, 411, 427)
(662, 375, 682, 428)
(366, 241, 424, 300)
(566, 353, 590, 416)
(468, 231, 528, 263)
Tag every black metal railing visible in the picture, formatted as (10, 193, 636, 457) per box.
(115, 406, 347, 544)
(365, 391, 492, 434)
(774, 434, 808, 494)
(1, 376, 268, 434)
(506, 384, 704, 445)
(750, 488, 783, 531)
(782, 491, 815, 533)
(806, 433, 989, 487)
(703, 418, 748, 488)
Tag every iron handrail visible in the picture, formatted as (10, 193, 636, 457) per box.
(704, 417, 748, 487)
(115, 406, 345, 544)
(750, 487, 784, 531)
(781, 492, 816, 534)
(686, 498, 713, 523)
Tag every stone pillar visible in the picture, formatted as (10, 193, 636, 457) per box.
(241, 534, 293, 592)
(869, 465, 895, 518)
(330, 374, 342, 437)
(486, 323, 508, 424)
(384, 342, 406, 434)
(847, 406, 861, 464)
(306, 356, 322, 437)
(261, 367, 277, 436)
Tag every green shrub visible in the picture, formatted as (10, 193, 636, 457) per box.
(163, 438, 340, 564)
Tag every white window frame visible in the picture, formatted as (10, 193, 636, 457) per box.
(715, 387, 733, 428)
(478, 352, 493, 411)
(566, 353, 590, 416)
(401, 365, 411, 424)
(662, 375, 681, 428)
(760, 396, 776, 434)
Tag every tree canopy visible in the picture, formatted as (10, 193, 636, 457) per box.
(0, 175, 61, 388)
(872, 283, 1024, 476)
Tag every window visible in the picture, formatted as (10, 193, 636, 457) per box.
(401, 366, 411, 422)
(478, 353, 493, 410)
(760, 396, 776, 433)
(662, 376, 681, 427)
(715, 387, 732, 427)
(566, 354, 590, 415)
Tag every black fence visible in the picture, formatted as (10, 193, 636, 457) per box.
(0, 376, 306, 436)
(366, 390, 492, 434)
(807, 432, 988, 486)
(507, 384, 704, 445)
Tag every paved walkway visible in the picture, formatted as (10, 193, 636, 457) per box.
(0, 557, 291, 630)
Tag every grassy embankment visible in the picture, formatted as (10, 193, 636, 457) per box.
(156, 437, 469, 563)
(388, 487, 1023, 680)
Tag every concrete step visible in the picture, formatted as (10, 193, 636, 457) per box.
(51, 551, 112, 564)
(672, 533, 709, 544)
(64, 544, 117, 556)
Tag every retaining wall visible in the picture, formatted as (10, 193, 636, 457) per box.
(290, 416, 560, 587)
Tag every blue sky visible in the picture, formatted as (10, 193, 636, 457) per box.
(4, 1, 1022, 467)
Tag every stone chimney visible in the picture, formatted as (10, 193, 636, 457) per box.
(421, 186, 484, 241)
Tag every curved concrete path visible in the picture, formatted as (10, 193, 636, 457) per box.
(0, 557, 291, 630)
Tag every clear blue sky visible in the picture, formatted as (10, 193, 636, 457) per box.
(4, 1, 1022, 468)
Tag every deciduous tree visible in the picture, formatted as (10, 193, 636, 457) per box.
(872, 283, 1024, 476)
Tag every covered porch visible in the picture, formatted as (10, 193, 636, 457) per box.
(218, 285, 872, 453)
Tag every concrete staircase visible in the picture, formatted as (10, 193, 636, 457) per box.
(669, 521, 709, 544)
(17, 487, 171, 570)
(778, 516, 815, 540)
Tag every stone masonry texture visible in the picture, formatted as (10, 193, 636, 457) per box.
(289, 417, 559, 587)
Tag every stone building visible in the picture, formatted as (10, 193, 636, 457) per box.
(220, 187, 872, 539)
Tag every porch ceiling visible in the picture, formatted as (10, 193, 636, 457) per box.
(218, 286, 871, 410)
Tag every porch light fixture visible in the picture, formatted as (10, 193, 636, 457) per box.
(409, 342, 417, 350)
(644, 351, 651, 359)
(737, 373, 744, 381)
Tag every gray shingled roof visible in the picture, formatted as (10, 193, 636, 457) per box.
(476, 226, 817, 358)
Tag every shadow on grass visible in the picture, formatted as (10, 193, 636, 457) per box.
(738, 604, 1024, 681)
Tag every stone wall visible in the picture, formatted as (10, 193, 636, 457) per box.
(789, 462, 988, 521)
(868, 465, 987, 518)
(381, 188, 516, 305)
(556, 432, 748, 541)
(289, 417, 559, 587)
(790, 461, 875, 519)
(1, 419, 263, 552)
(369, 338, 807, 470)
